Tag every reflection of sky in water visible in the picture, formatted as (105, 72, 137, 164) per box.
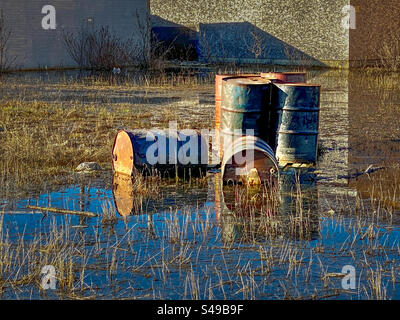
(0, 176, 399, 299)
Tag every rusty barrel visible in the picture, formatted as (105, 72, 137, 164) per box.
(272, 83, 321, 164)
(221, 135, 279, 185)
(261, 72, 307, 83)
(215, 74, 260, 130)
(215, 74, 260, 160)
(112, 129, 208, 177)
(220, 77, 273, 158)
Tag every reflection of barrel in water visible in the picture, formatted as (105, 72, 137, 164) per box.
(213, 168, 319, 243)
(112, 129, 208, 178)
(112, 173, 208, 217)
(278, 167, 319, 240)
(112, 173, 150, 217)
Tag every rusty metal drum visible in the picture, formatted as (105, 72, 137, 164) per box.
(221, 135, 279, 186)
(215, 74, 260, 160)
(261, 72, 307, 83)
(215, 74, 260, 130)
(220, 77, 273, 158)
(272, 83, 321, 164)
(112, 129, 209, 177)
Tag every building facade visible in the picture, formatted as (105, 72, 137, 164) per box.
(151, 0, 350, 67)
(1, 0, 149, 70)
(151, 0, 400, 68)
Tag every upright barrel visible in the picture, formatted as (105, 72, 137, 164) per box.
(215, 74, 260, 130)
(261, 72, 307, 83)
(112, 129, 209, 177)
(220, 77, 273, 158)
(221, 136, 279, 185)
(272, 83, 321, 164)
(215, 74, 260, 160)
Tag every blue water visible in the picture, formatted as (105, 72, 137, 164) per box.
(1, 174, 399, 300)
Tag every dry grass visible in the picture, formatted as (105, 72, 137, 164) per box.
(0, 66, 400, 299)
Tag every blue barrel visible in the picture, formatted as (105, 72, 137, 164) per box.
(220, 77, 274, 158)
(272, 83, 321, 164)
(112, 129, 209, 177)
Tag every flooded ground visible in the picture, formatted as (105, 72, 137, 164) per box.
(0, 67, 399, 299)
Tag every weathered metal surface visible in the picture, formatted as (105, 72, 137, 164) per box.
(215, 74, 260, 160)
(272, 83, 321, 164)
(221, 135, 279, 185)
(215, 74, 260, 130)
(112, 129, 209, 177)
(261, 72, 307, 83)
(220, 76, 272, 159)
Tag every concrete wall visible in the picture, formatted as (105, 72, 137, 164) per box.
(1, 0, 149, 70)
(350, 0, 400, 65)
(151, 0, 350, 67)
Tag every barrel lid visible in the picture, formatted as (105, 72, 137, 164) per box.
(224, 77, 271, 86)
(112, 130, 135, 176)
(216, 73, 260, 80)
(274, 83, 321, 87)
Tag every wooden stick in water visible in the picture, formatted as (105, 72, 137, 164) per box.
(26, 205, 98, 218)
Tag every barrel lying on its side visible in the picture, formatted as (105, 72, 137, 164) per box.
(221, 136, 279, 186)
(272, 83, 321, 164)
(112, 129, 209, 177)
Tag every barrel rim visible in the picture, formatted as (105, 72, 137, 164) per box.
(274, 83, 321, 87)
(223, 77, 271, 85)
(221, 136, 280, 181)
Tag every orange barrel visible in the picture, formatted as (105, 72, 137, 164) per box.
(112, 129, 209, 177)
(221, 135, 279, 186)
(220, 76, 273, 159)
(272, 83, 321, 164)
(261, 72, 307, 83)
